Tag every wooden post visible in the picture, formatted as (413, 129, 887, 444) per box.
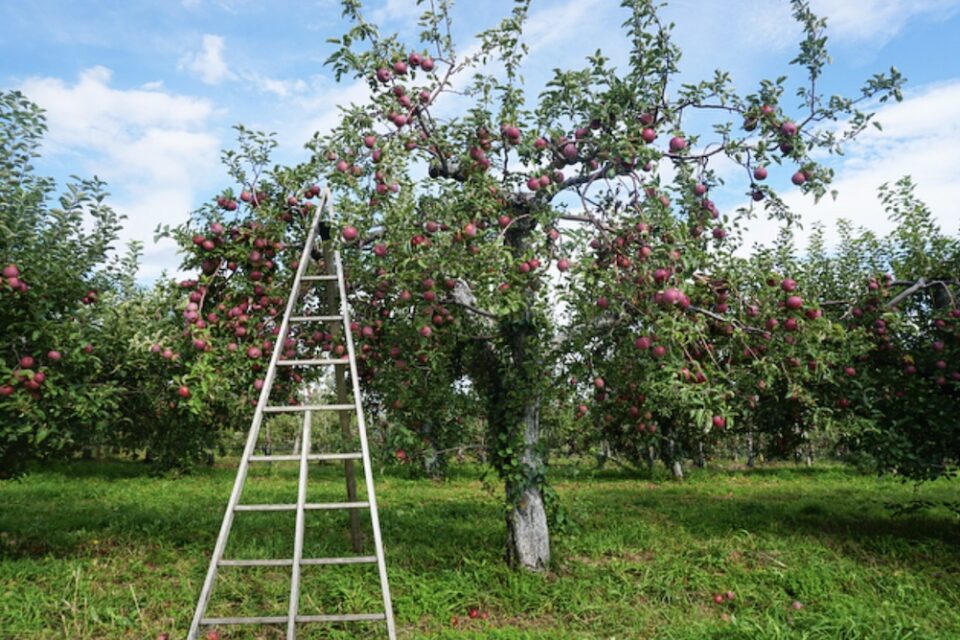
(324, 242, 363, 552)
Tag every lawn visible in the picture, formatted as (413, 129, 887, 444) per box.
(0, 458, 958, 639)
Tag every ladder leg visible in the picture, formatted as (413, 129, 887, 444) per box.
(325, 241, 362, 552)
(336, 252, 397, 640)
(288, 410, 312, 639)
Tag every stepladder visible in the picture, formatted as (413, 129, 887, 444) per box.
(188, 189, 396, 639)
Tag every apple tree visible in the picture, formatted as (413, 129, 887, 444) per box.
(0, 90, 144, 478)
(309, 0, 902, 567)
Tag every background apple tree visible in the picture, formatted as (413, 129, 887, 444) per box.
(0, 90, 145, 478)
(308, 0, 903, 569)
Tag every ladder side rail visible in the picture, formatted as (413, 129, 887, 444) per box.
(335, 249, 397, 640)
(188, 192, 329, 640)
(287, 410, 312, 639)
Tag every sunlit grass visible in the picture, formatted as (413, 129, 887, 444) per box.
(1, 458, 958, 638)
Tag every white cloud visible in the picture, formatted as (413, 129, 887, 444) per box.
(739, 79, 960, 251)
(179, 34, 233, 84)
(241, 72, 308, 98)
(810, 0, 960, 42)
(19, 66, 222, 280)
(370, 0, 424, 27)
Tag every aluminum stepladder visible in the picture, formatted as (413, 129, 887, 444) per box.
(188, 188, 396, 639)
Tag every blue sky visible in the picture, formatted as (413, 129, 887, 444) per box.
(3, 0, 960, 280)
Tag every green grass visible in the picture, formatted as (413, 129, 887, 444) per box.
(1, 459, 958, 639)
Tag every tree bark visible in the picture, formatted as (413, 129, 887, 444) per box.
(747, 431, 756, 468)
(504, 394, 550, 571)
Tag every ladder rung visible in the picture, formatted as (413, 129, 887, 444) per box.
(297, 613, 387, 623)
(301, 555, 378, 566)
(277, 358, 349, 366)
(248, 452, 363, 462)
(218, 555, 378, 568)
(234, 501, 369, 512)
(202, 615, 288, 625)
(301, 275, 338, 281)
(263, 404, 355, 413)
(290, 315, 342, 322)
(218, 558, 293, 567)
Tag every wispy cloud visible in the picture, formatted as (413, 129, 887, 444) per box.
(179, 34, 233, 84)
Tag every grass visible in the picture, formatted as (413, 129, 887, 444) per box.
(0, 458, 958, 639)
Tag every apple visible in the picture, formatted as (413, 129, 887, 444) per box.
(419, 326, 433, 338)
(19, 355, 35, 369)
(594, 377, 605, 389)
(178, 386, 191, 398)
(2, 264, 18, 279)
(651, 345, 667, 359)
(791, 171, 806, 186)
(712, 415, 726, 429)
(373, 243, 388, 257)
(669, 136, 687, 152)
(785, 295, 803, 310)
(420, 56, 435, 71)
(641, 128, 656, 143)
(376, 67, 391, 83)
(635, 336, 651, 350)
(247, 346, 262, 359)
(557, 258, 570, 272)
(753, 166, 768, 181)
(468, 607, 480, 619)
(780, 120, 798, 136)
(342, 226, 359, 241)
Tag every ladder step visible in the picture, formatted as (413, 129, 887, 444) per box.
(297, 613, 387, 623)
(202, 616, 288, 625)
(263, 404, 355, 413)
(218, 556, 377, 567)
(202, 613, 386, 625)
(290, 315, 342, 322)
(248, 452, 363, 463)
(301, 275, 338, 281)
(301, 555, 378, 566)
(234, 501, 369, 512)
(218, 558, 293, 567)
(277, 358, 349, 366)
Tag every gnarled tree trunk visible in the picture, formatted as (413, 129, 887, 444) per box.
(504, 394, 550, 570)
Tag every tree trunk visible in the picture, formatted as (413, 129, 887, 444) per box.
(747, 431, 756, 468)
(671, 459, 684, 480)
(504, 394, 550, 570)
(664, 429, 683, 480)
(696, 441, 706, 468)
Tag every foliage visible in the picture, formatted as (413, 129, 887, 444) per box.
(0, 90, 141, 477)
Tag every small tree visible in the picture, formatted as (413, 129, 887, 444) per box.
(0, 91, 140, 477)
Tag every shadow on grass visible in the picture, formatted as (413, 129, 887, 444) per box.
(2, 459, 956, 575)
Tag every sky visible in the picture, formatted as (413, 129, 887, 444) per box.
(2, 0, 960, 281)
